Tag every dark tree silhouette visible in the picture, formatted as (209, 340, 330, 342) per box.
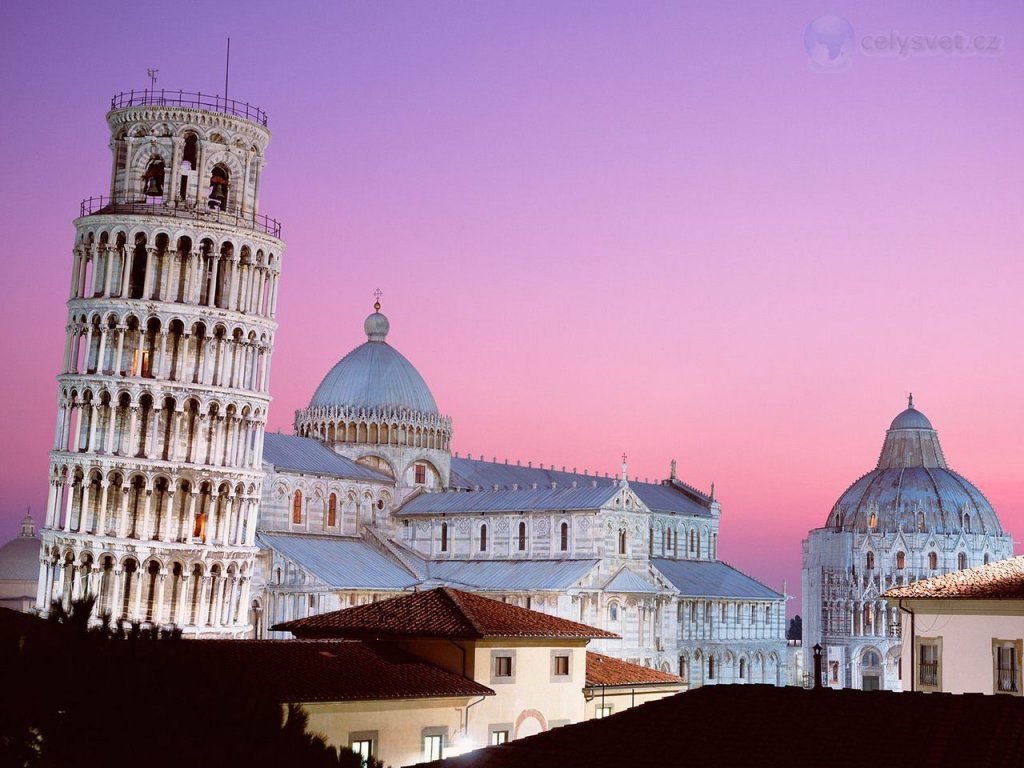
(786, 614, 802, 641)
(0, 599, 384, 768)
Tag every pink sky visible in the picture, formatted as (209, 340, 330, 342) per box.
(1, 2, 1021, 615)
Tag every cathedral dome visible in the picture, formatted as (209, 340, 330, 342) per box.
(0, 516, 40, 582)
(827, 399, 1003, 536)
(308, 309, 439, 415)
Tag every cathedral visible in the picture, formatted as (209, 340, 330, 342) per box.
(32, 88, 787, 685)
(801, 397, 1013, 690)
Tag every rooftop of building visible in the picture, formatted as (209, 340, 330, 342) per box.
(584, 652, 683, 687)
(273, 586, 618, 640)
(262, 433, 393, 481)
(418, 685, 1024, 768)
(885, 555, 1024, 600)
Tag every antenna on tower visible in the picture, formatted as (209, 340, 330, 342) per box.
(224, 37, 231, 101)
(147, 68, 159, 90)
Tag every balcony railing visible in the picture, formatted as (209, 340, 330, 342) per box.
(110, 89, 268, 126)
(79, 196, 282, 239)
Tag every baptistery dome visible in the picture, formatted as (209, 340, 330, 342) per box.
(827, 397, 1003, 536)
(307, 309, 439, 415)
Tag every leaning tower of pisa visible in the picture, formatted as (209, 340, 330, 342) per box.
(35, 90, 284, 638)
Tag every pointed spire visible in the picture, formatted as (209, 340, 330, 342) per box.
(670, 458, 677, 480)
(710, 482, 716, 501)
(620, 452, 629, 487)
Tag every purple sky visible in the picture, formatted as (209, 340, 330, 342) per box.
(1, 1, 1021, 614)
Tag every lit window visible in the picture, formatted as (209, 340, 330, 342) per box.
(494, 655, 512, 677)
(423, 734, 443, 761)
(415, 464, 426, 484)
(490, 730, 509, 745)
(994, 640, 1021, 695)
(896, 551, 906, 569)
(350, 739, 373, 766)
(868, 512, 877, 530)
(595, 706, 612, 719)
(327, 493, 337, 527)
(292, 490, 302, 525)
(928, 551, 938, 570)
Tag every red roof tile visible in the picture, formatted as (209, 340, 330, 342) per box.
(192, 639, 494, 702)
(585, 652, 684, 687)
(884, 556, 1024, 600)
(274, 587, 618, 640)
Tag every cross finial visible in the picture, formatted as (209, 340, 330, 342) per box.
(147, 68, 159, 90)
(373, 288, 382, 312)
(908, 392, 914, 409)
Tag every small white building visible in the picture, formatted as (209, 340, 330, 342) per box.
(886, 556, 1024, 696)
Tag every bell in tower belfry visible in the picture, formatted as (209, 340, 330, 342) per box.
(36, 89, 284, 639)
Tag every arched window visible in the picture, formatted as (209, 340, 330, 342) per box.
(440, 522, 448, 552)
(143, 159, 164, 198)
(958, 552, 967, 569)
(739, 658, 747, 679)
(292, 490, 302, 525)
(618, 529, 627, 555)
(479, 524, 488, 552)
(863, 650, 881, 667)
(648, 527, 654, 556)
(609, 602, 619, 622)
(518, 521, 526, 551)
(327, 493, 337, 527)
(868, 512, 877, 530)
(209, 165, 229, 209)
(866, 551, 875, 570)
(896, 551, 906, 569)
(560, 522, 569, 552)
(917, 512, 926, 533)
(678, 656, 689, 683)
(689, 530, 696, 554)
(963, 514, 971, 533)
(985, 553, 990, 565)
(708, 657, 716, 680)
(928, 551, 938, 570)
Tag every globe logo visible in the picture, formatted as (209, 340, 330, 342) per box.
(804, 15, 855, 72)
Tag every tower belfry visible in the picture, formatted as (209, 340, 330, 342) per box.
(36, 89, 284, 637)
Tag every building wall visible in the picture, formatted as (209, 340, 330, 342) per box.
(582, 684, 683, 719)
(897, 600, 1024, 695)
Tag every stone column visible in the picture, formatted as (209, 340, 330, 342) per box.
(117, 486, 130, 538)
(78, 483, 91, 533)
(62, 480, 75, 532)
(86, 405, 100, 453)
(96, 481, 110, 536)
(105, 403, 117, 453)
(131, 568, 144, 621)
(162, 491, 176, 543)
(114, 326, 126, 375)
(140, 490, 153, 540)
(35, 560, 49, 611)
(96, 328, 109, 375)
(154, 572, 167, 625)
(44, 481, 59, 528)
(111, 568, 125, 620)
(183, 493, 197, 543)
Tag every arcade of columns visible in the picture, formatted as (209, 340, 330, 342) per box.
(36, 95, 284, 638)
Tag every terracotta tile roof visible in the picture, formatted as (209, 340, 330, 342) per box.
(186, 639, 494, 702)
(418, 686, 1024, 768)
(584, 652, 684, 687)
(274, 586, 618, 640)
(884, 556, 1024, 600)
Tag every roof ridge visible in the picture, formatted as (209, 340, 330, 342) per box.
(441, 587, 487, 636)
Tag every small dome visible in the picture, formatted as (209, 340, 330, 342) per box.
(0, 525, 40, 582)
(308, 309, 439, 414)
(889, 407, 932, 431)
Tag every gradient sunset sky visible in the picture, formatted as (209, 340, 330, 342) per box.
(1, 1, 1021, 613)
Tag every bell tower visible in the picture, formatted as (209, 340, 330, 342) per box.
(36, 90, 284, 638)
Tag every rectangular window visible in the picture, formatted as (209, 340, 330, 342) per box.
(490, 730, 509, 745)
(595, 706, 612, 719)
(495, 656, 512, 677)
(423, 734, 443, 761)
(349, 731, 377, 767)
(551, 651, 570, 679)
(993, 639, 1022, 695)
(917, 637, 942, 691)
(415, 464, 426, 484)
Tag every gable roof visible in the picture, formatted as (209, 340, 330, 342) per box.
(651, 559, 782, 600)
(604, 567, 662, 594)
(885, 556, 1024, 600)
(258, 533, 420, 589)
(274, 586, 617, 640)
(262, 433, 391, 481)
(423, 559, 599, 591)
(584, 652, 684, 687)
(449, 457, 713, 517)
